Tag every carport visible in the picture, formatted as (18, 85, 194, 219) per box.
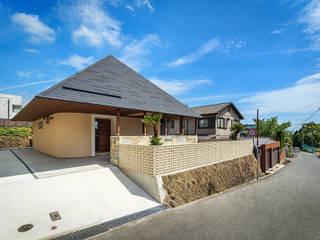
(10, 148, 109, 179)
(0, 149, 164, 240)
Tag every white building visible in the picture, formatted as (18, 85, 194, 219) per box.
(0, 94, 22, 119)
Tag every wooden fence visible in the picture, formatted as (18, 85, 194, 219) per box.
(0, 118, 32, 128)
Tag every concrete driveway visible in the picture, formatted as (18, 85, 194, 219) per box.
(11, 148, 109, 178)
(94, 152, 320, 240)
(0, 149, 162, 240)
(0, 149, 34, 184)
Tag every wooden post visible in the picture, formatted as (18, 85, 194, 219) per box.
(143, 111, 147, 136)
(164, 115, 168, 136)
(180, 116, 184, 135)
(116, 110, 120, 136)
(194, 117, 198, 135)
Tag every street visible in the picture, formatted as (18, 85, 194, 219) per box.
(93, 152, 320, 240)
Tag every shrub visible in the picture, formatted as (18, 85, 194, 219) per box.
(0, 127, 32, 137)
(142, 113, 163, 137)
(150, 136, 163, 145)
(229, 123, 246, 140)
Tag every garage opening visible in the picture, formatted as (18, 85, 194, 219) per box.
(266, 149, 272, 170)
(95, 119, 111, 153)
(272, 148, 279, 167)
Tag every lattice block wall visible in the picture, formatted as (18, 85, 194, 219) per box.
(118, 140, 253, 176)
(119, 144, 154, 175)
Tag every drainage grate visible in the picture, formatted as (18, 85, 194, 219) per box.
(49, 205, 167, 240)
(50, 211, 62, 222)
(18, 224, 33, 232)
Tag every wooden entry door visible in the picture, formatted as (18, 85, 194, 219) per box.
(96, 119, 111, 152)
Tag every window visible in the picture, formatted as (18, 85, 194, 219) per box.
(231, 120, 239, 128)
(168, 120, 175, 129)
(198, 119, 209, 128)
(198, 118, 214, 129)
(225, 118, 230, 129)
(217, 118, 223, 128)
(218, 118, 229, 129)
(38, 121, 43, 129)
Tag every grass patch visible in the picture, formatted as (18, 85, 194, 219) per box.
(0, 127, 32, 137)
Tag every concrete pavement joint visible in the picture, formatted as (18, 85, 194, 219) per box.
(9, 149, 38, 179)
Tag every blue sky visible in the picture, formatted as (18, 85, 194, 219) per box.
(0, 0, 320, 127)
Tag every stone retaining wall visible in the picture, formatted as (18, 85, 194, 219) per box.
(162, 154, 260, 207)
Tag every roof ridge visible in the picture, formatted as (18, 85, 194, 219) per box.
(191, 102, 232, 108)
(108, 56, 195, 111)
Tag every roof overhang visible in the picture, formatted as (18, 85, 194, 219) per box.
(13, 97, 199, 122)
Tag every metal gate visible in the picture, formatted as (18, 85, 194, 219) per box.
(266, 149, 272, 170)
(272, 148, 279, 167)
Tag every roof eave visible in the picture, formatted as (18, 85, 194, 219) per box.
(12, 96, 201, 122)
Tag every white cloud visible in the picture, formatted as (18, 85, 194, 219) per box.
(299, 0, 320, 48)
(120, 34, 160, 71)
(239, 73, 320, 114)
(11, 13, 55, 43)
(106, 0, 122, 6)
(168, 38, 221, 67)
(135, 0, 154, 12)
(60, 0, 122, 47)
(270, 29, 284, 34)
(167, 38, 246, 67)
(150, 78, 212, 95)
(16, 70, 44, 78)
(17, 71, 33, 78)
(0, 80, 59, 91)
(58, 54, 95, 70)
(24, 48, 39, 53)
(126, 5, 135, 13)
(180, 93, 245, 103)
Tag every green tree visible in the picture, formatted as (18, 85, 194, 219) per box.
(253, 117, 292, 148)
(293, 122, 320, 148)
(230, 123, 246, 140)
(141, 113, 163, 145)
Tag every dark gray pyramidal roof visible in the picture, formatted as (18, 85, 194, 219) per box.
(36, 55, 200, 118)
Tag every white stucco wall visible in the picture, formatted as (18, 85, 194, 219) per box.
(0, 94, 22, 119)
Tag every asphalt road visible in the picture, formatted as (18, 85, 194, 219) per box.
(93, 152, 320, 240)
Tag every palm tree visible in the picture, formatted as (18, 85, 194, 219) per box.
(230, 123, 246, 140)
(141, 113, 163, 137)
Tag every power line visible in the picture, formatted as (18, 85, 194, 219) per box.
(289, 107, 320, 128)
(303, 107, 320, 123)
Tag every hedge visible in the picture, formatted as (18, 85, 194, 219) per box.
(0, 127, 32, 137)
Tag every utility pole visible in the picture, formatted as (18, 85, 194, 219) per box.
(256, 109, 259, 181)
(257, 109, 259, 147)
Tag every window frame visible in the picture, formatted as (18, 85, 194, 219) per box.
(38, 121, 43, 129)
(198, 118, 209, 129)
(217, 117, 223, 129)
(168, 120, 175, 129)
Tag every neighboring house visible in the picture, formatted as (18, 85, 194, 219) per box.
(13, 55, 200, 158)
(0, 94, 22, 119)
(188, 102, 244, 139)
(251, 137, 285, 172)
